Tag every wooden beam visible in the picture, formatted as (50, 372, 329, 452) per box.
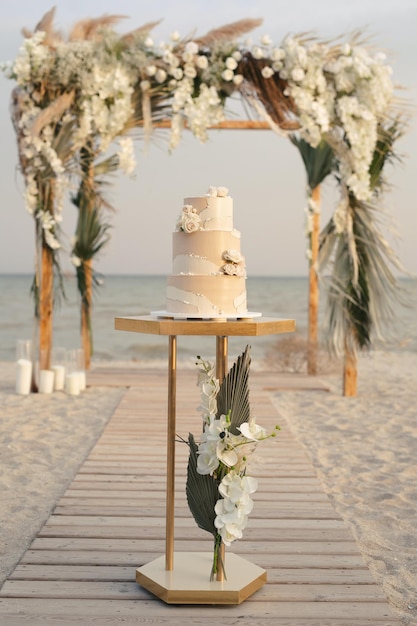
(150, 120, 272, 130)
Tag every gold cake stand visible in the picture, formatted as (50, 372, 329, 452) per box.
(114, 315, 295, 604)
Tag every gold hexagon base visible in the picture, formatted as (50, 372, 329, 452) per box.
(136, 552, 267, 604)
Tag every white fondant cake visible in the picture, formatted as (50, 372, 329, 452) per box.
(166, 186, 247, 317)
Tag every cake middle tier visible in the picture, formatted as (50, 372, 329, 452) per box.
(166, 275, 247, 317)
(172, 230, 241, 275)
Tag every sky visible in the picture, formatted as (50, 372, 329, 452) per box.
(0, 0, 415, 277)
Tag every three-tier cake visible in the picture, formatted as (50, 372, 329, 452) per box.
(166, 186, 248, 318)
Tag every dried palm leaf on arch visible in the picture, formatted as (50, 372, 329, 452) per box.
(237, 52, 299, 131)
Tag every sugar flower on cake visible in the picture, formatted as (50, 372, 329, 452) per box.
(221, 249, 246, 277)
(176, 204, 201, 233)
(207, 186, 229, 197)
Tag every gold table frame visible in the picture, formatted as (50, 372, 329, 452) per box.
(115, 315, 295, 604)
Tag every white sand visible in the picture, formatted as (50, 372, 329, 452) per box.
(1, 352, 416, 625)
(0, 362, 125, 587)
(272, 350, 417, 626)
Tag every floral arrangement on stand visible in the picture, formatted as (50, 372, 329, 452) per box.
(185, 346, 279, 580)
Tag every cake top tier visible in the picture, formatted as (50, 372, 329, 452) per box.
(176, 186, 233, 232)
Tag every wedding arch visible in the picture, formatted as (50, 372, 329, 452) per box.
(4, 8, 407, 396)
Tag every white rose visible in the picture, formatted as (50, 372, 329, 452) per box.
(233, 74, 244, 86)
(216, 186, 228, 197)
(185, 41, 199, 55)
(225, 57, 238, 70)
(291, 67, 305, 82)
(155, 68, 167, 83)
(252, 46, 264, 60)
(196, 55, 209, 69)
(271, 47, 285, 61)
(261, 66, 274, 79)
(221, 69, 234, 82)
(223, 249, 242, 263)
(172, 67, 183, 80)
(184, 64, 197, 79)
(178, 207, 201, 233)
(222, 263, 238, 276)
(146, 65, 157, 77)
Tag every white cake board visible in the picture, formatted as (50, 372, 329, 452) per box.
(136, 552, 267, 604)
(151, 310, 262, 320)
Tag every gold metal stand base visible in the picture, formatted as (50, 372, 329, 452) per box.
(136, 552, 267, 604)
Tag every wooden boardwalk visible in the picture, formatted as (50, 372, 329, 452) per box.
(0, 368, 400, 625)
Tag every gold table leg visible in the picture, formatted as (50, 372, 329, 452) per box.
(215, 335, 228, 582)
(166, 335, 177, 570)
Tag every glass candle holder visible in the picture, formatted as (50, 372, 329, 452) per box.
(76, 347, 86, 391)
(51, 347, 66, 391)
(16, 339, 33, 395)
(65, 349, 80, 396)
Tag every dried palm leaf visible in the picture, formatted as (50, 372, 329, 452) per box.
(121, 19, 163, 44)
(10, 88, 28, 171)
(216, 345, 251, 434)
(34, 7, 56, 35)
(22, 7, 63, 47)
(69, 15, 127, 41)
(30, 91, 75, 138)
(195, 18, 263, 47)
(238, 52, 299, 130)
(186, 433, 218, 537)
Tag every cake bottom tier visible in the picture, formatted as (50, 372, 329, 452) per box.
(166, 275, 247, 317)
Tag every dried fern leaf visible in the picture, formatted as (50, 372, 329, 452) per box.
(195, 18, 263, 47)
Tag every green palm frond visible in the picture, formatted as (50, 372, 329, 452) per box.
(319, 119, 406, 356)
(216, 345, 251, 434)
(321, 198, 404, 355)
(186, 433, 218, 537)
(291, 135, 335, 190)
(72, 204, 111, 260)
(369, 120, 405, 192)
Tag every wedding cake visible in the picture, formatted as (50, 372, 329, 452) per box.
(166, 186, 248, 317)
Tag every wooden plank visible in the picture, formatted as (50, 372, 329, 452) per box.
(0, 598, 399, 622)
(1, 579, 389, 603)
(21, 550, 370, 569)
(10, 564, 378, 585)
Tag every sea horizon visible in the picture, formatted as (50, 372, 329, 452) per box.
(1, 274, 416, 364)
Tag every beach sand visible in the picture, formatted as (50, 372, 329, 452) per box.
(272, 350, 417, 626)
(0, 362, 125, 587)
(0, 351, 416, 625)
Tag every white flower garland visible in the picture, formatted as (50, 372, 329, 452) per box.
(3, 18, 397, 260)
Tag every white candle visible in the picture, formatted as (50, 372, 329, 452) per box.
(65, 372, 80, 396)
(39, 369, 55, 394)
(16, 358, 32, 395)
(77, 370, 86, 391)
(52, 365, 66, 391)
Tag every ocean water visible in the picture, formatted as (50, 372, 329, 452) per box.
(1, 274, 416, 365)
